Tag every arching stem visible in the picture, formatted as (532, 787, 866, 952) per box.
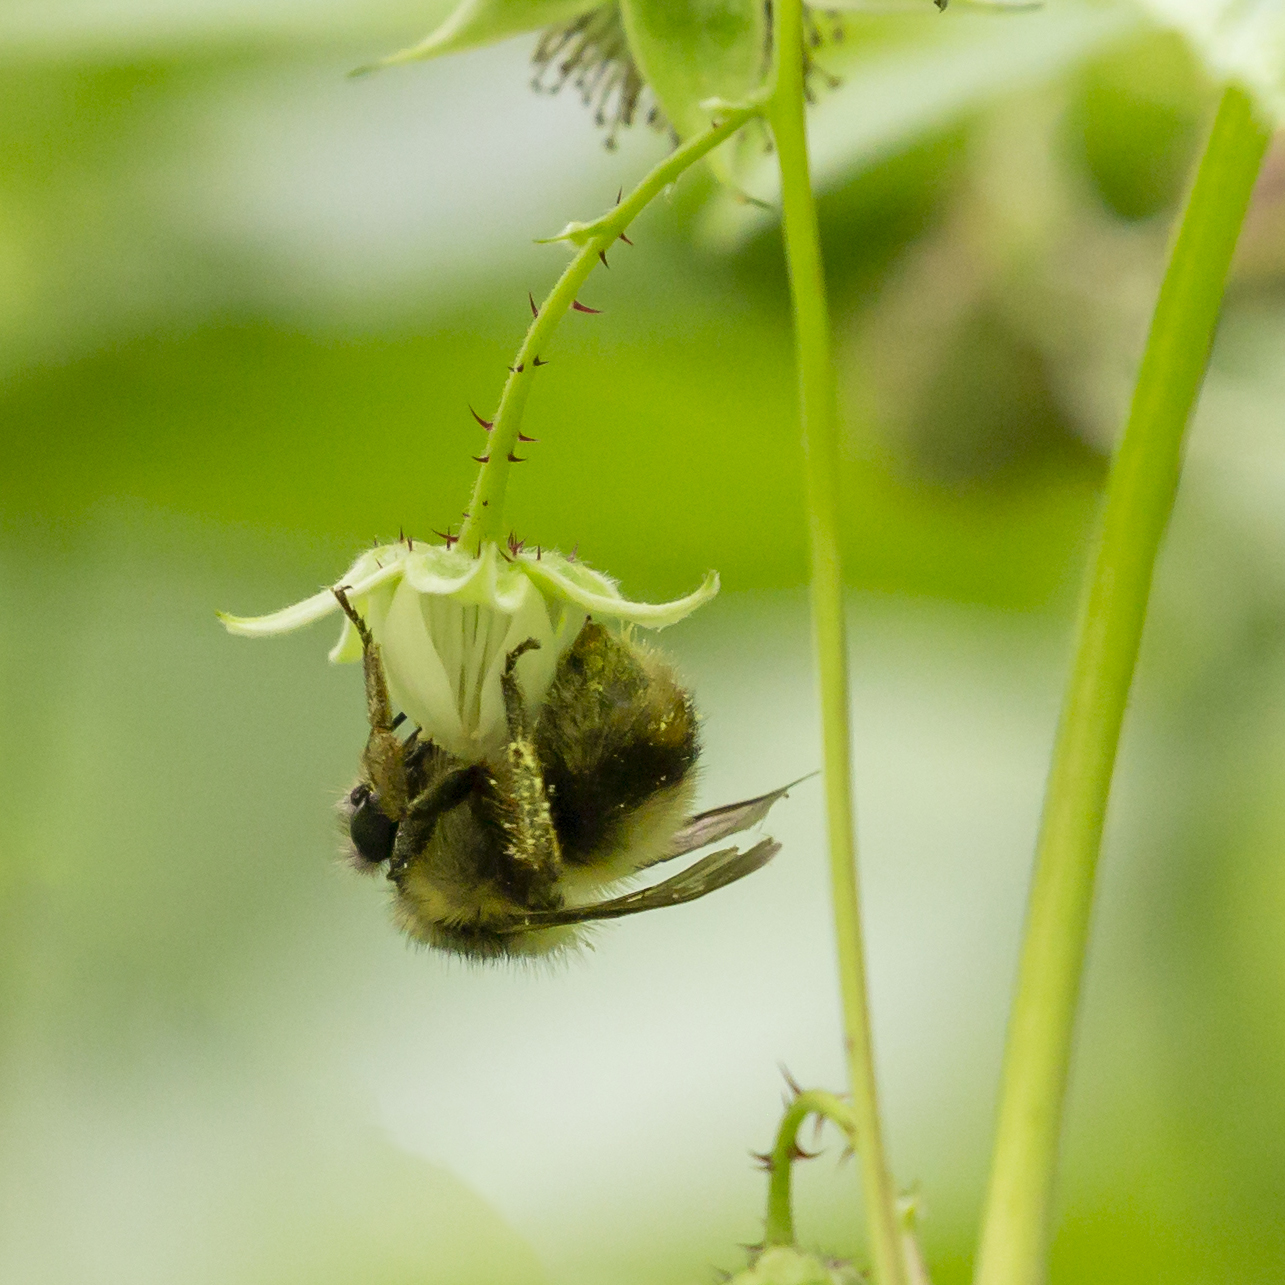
(763, 1089, 858, 1249)
(457, 107, 757, 551)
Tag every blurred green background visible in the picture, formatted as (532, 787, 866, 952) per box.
(4, 2, 1285, 1282)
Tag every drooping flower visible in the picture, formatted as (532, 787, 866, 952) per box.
(366, 1, 815, 151)
(363, 0, 1034, 157)
(219, 540, 717, 762)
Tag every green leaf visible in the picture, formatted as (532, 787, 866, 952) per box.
(618, 0, 768, 139)
(1139, 0, 1285, 125)
(367, 0, 595, 70)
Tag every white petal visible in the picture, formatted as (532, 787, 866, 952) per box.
(378, 579, 468, 753)
(220, 541, 411, 642)
(218, 585, 340, 637)
(1140, 0, 1285, 125)
(328, 575, 401, 663)
(400, 544, 485, 596)
(478, 581, 561, 746)
(404, 542, 535, 615)
(523, 557, 720, 628)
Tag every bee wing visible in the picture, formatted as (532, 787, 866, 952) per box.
(498, 838, 781, 931)
(647, 774, 815, 868)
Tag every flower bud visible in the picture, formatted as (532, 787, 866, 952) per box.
(730, 1246, 863, 1285)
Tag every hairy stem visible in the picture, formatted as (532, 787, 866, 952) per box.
(974, 85, 1270, 1285)
(764, 1089, 858, 1249)
(766, 4, 905, 1284)
(457, 108, 756, 551)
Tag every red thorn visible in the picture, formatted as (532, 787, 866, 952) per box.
(567, 543, 579, 562)
(788, 1143, 822, 1162)
(472, 454, 490, 464)
(779, 1064, 804, 1099)
(598, 249, 609, 268)
(407, 536, 414, 550)
(398, 526, 404, 542)
(509, 363, 524, 373)
(750, 1151, 774, 1173)
(615, 186, 622, 204)
(572, 300, 601, 314)
(433, 529, 460, 549)
(517, 433, 538, 443)
(536, 545, 542, 560)
(619, 231, 633, 245)
(528, 292, 538, 318)
(533, 356, 548, 367)
(507, 452, 526, 463)
(469, 406, 494, 430)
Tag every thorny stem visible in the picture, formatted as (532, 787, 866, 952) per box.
(974, 85, 1270, 1285)
(766, 4, 905, 1285)
(457, 107, 757, 551)
(763, 1089, 858, 1249)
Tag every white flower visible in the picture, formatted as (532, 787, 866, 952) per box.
(219, 540, 718, 762)
(1138, 0, 1285, 126)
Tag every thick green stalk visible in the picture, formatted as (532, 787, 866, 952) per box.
(766, 4, 905, 1284)
(457, 108, 754, 550)
(974, 85, 1270, 1285)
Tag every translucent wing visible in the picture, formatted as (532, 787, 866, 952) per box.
(497, 838, 781, 932)
(648, 774, 814, 867)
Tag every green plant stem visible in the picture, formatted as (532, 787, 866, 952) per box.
(766, 5, 905, 1285)
(974, 84, 1270, 1285)
(457, 108, 755, 551)
(764, 1089, 859, 1248)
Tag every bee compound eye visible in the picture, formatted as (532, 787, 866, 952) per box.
(349, 786, 398, 866)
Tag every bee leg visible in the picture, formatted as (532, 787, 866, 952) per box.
(389, 764, 482, 878)
(501, 637, 542, 738)
(333, 586, 407, 816)
(492, 639, 563, 912)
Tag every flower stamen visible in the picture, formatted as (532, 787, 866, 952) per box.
(532, 6, 661, 150)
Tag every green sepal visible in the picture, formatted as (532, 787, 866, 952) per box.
(618, 0, 768, 140)
(361, 0, 595, 72)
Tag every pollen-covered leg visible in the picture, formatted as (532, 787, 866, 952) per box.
(333, 586, 407, 818)
(489, 639, 563, 911)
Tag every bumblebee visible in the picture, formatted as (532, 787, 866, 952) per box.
(333, 587, 790, 959)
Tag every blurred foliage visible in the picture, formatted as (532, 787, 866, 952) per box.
(4, 4, 1285, 1285)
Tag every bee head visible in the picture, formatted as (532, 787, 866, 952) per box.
(344, 781, 399, 870)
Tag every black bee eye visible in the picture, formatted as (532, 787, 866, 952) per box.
(349, 783, 398, 865)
